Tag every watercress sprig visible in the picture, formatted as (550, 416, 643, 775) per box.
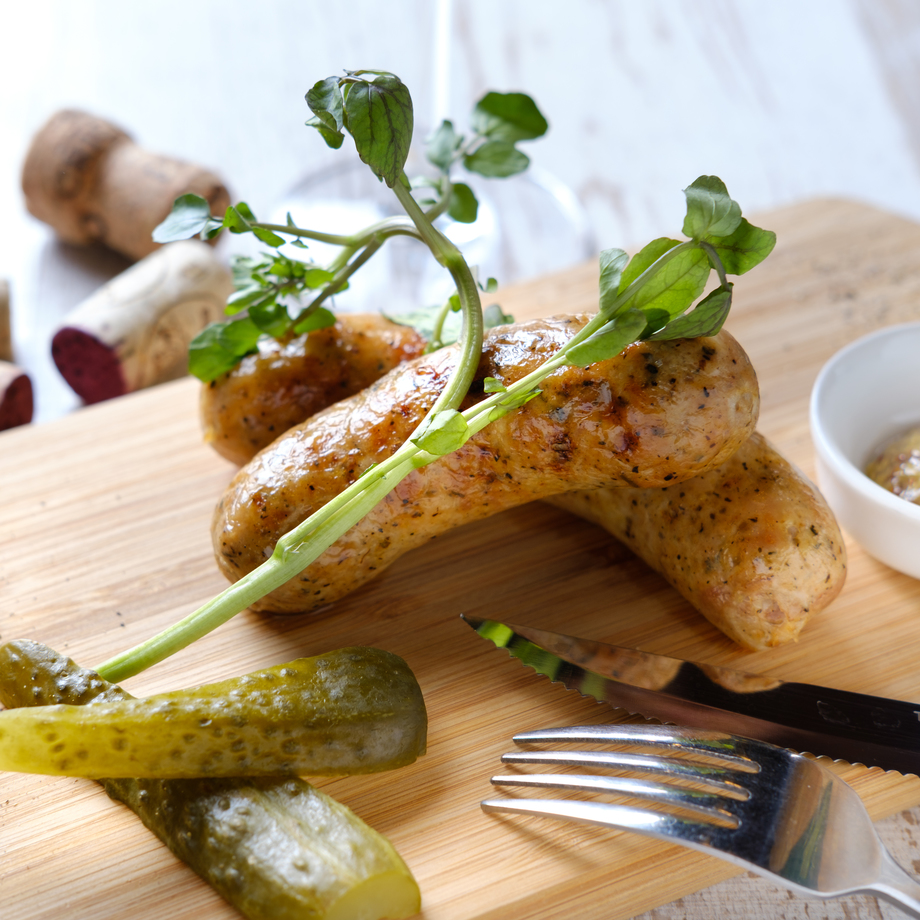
(98, 72, 773, 682)
(153, 72, 548, 381)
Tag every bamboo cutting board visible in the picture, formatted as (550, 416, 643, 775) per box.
(3, 198, 920, 920)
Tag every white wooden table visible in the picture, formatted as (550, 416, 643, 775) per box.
(3, 3, 920, 917)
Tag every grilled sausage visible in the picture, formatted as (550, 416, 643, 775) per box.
(212, 315, 760, 614)
(201, 314, 427, 465)
(548, 432, 847, 649)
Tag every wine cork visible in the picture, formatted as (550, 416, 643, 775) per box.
(0, 361, 33, 431)
(0, 279, 11, 363)
(51, 240, 234, 404)
(22, 110, 231, 262)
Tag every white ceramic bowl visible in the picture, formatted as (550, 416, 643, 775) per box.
(810, 322, 920, 579)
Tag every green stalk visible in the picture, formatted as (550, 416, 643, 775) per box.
(253, 214, 423, 249)
(99, 211, 703, 681)
(96, 176, 484, 683)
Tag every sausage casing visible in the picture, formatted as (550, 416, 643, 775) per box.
(548, 431, 847, 649)
(201, 314, 427, 465)
(212, 315, 760, 614)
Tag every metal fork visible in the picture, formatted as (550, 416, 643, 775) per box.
(482, 724, 920, 917)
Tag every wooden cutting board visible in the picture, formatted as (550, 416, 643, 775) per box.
(3, 198, 920, 920)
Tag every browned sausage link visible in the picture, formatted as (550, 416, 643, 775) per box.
(213, 315, 760, 615)
(200, 314, 427, 465)
(548, 431, 847, 649)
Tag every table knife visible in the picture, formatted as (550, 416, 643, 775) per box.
(462, 614, 920, 775)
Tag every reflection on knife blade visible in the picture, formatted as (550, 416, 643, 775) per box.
(461, 614, 920, 776)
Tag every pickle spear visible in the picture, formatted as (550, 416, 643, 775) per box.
(0, 645, 426, 778)
(0, 639, 422, 920)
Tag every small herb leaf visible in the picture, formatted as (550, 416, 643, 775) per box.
(152, 194, 214, 243)
(223, 205, 254, 234)
(617, 245, 710, 321)
(464, 140, 529, 178)
(617, 238, 681, 293)
(597, 248, 630, 316)
(411, 409, 470, 456)
(683, 176, 742, 240)
(188, 318, 261, 382)
(306, 77, 344, 131)
(471, 92, 548, 143)
(343, 72, 413, 187)
(252, 225, 286, 247)
(483, 303, 514, 329)
(707, 218, 777, 275)
(426, 119, 463, 172)
(566, 308, 647, 367)
(305, 77, 346, 148)
(650, 284, 734, 341)
(293, 306, 336, 335)
(448, 182, 479, 223)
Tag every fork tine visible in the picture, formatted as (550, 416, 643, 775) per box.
(500, 749, 750, 796)
(512, 724, 759, 772)
(481, 796, 724, 845)
(490, 772, 740, 823)
(486, 727, 920, 917)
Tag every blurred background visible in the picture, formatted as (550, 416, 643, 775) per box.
(2, 0, 920, 424)
(4, 4, 920, 917)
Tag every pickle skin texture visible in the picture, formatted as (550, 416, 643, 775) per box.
(0, 646, 427, 779)
(0, 640, 422, 920)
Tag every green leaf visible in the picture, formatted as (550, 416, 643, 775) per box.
(188, 319, 261, 382)
(448, 182, 478, 223)
(617, 238, 681, 293)
(483, 303, 514, 329)
(483, 376, 507, 393)
(489, 386, 542, 421)
(566, 308, 647, 367)
(235, 201, 257, 222)
(152, 194, 213, 243)
(682, 176, 742, 240)
(464, 140, 529, 178)
(382, 304, 455, 344)
(471, 92, 548, 143)
(617, 246, 710, 322)
(426, 119, 463, 171)
(650, 284, 734, 340)
(217, 315, 262, 354)
(342, 72, 413, 188)
(638, 308, 671, 337)
(249, 300, 291, 338)
(231, 255, 262, 286)
(225, 284, 268, 314)
(252, 225, 286, 247)
(305, 76, 346, 148)
(306, 115, 346, 149)
(707, 218, 777, 275)
(223, 205, 253, 234)
(306, 76, 344, 131)
(597, 248, 630, 315)
(302, 267, 336, 289)
(411, 409, 470, 456)
(293, 306, 336, 335)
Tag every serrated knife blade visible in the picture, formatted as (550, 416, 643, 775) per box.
(462, 614, 920, 775)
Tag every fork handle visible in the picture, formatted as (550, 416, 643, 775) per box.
(869, 851, 920, 918)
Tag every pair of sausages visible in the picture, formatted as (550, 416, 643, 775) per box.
(205, 314, 846, 649)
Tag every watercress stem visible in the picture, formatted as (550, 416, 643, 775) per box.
(254, 214, 423, 249)
(95, 175, 485, 682)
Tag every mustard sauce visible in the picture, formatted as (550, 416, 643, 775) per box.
(865, 426, 920, 504)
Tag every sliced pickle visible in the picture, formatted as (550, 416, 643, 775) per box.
(0, 645, 426, 778)
(0, 640, 422, 920)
